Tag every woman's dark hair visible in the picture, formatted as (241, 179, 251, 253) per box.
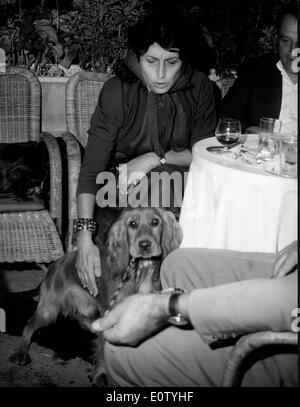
(127, 10, 214, 74)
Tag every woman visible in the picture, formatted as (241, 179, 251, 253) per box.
(75, 11, 216, 295)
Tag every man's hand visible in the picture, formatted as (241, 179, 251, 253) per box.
(92, 293, 170, 346)
(273, 240, 298, 279)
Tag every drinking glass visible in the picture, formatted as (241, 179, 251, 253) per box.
(257, 118, 282, 162)
(208, 118, 241, 155)
(280, 134, 297, 177)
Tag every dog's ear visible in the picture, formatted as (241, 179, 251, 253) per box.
(106, 216, 130, 278)
(158, 209, 183, 259)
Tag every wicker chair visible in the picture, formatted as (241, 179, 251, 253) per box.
(222, 331, 298, 386)
(0, 67, 64, 269)
(62, 71, 108, 252)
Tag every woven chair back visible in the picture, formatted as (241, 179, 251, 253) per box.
(65, 71, 108, 147)
(0, 67, 41, 143)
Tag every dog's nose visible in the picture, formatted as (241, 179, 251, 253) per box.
(139, 240, 152, 251)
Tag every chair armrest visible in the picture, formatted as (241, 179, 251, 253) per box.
(40, 131, 62, 236)
(222, 331, 298, 387)
(62, 131, 82, 252)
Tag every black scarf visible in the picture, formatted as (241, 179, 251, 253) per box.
(124, 53, 194, 157)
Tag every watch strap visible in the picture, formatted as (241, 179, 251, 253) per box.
(163, 288, 189, 326)
(169, 292, 182, 316)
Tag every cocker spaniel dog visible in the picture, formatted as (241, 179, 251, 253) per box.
(10, 207, 183, 385)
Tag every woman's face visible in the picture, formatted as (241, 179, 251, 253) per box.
(139, 42, 182, 93)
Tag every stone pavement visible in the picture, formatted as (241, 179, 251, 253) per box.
(0, 265, 95, 387)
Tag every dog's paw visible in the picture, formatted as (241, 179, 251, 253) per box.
(92, 371, 108, 387)
(9, 351, 31, 366)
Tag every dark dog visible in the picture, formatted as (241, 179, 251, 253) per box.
(0, 142, 48, 200)
(9, 207, 182, 385)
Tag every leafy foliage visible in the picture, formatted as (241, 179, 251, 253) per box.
(0, 0, 292, 76)
(71, 0, 151, 73)
(182, 0, 286, 75)
(0, 0, 151, 75)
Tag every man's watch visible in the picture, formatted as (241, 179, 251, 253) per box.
(162, 288, 189, 326)
(160, 155, 167, 165)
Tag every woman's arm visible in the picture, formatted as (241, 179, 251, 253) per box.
(164, 149, 192, 167)
(77, 192, 96, 219)
(76, 79, 123, 295)
(76, 193, 101, 296)
(119, 149, 192, 191)
(77, 78, 123, 196)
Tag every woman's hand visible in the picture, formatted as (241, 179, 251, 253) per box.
(76, 232, 101, 296)
(91, 293, 170, 346)
(118, 152, 160, 192)
(273, 240, 298, 279)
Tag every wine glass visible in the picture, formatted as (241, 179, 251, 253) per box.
(208, 118, 241, 155)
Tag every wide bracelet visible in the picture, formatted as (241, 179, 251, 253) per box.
(73, 218, 96, 233)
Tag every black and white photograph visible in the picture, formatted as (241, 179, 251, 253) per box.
(0, 0, 298, 393)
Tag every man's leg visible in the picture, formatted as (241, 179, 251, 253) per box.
(104, 248, 291, 387)
(104, 324, 232, 386)
(160, 247, 277, 291)
(104, 326, 296, 387)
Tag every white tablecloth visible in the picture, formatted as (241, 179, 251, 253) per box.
(179, 136, 297, 253)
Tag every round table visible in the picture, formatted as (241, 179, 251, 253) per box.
(179, 136, 297, 253)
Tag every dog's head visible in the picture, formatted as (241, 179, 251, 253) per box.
(106, 207, 182, 281)
(0, 142, 48, 200)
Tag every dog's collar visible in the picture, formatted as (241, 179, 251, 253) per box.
(106, 257, 162, 311)
(133, 255, 162, 262)
(128, 257, 136, 269)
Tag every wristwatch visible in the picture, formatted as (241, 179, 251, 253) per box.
(162, 288, 189, 326)
(160, 155, 167, 165)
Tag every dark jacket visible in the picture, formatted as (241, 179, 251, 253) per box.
(220, 54, 282, 131)
(78, 67, 216, 195)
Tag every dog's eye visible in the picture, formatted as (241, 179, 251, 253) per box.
(151, 218, 160, 226)
(129, 220, 138, 228)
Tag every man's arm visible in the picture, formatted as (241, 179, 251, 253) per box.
(91, 271, 297, 347)
(189, 271, 297, 344)
(219, 65, 253, 132)
(190, 74, 216, 145)
(273, 240, 298, 279)
(92, 293, 172, 346)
